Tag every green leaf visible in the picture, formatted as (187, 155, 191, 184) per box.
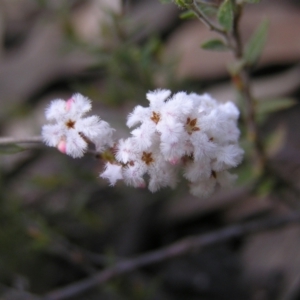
(159, 0, 173, 3)
(217, 0, 234, 32)
(256, 97, 296, 115)
(174, 0, 192, 7)
(255, 97, 296, 124)
(197, 3, 218, 17)
(201, 38, 228, 51)
(0, 144, 26, 155)
(256, 177, 275, 197)
(244, 19, 269, 65)
(242, 0, 260, 3)
(180, 10, 196, 20)
(264, 124, 286, 158)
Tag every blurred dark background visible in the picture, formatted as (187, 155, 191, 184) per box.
(1, 0, 300, 299)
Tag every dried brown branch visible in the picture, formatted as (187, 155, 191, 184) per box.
(43, 213, 300, 300)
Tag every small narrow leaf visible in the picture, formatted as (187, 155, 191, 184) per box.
(174, 0, 190, 7)
(197, 3, 218, 17)
(201, 39, 228, 51)
(265, 124, 286, 158)
(244, 19, 269, 65)
(256, 97, 296, 124)
(159, 0, 173, 3)
(217, 0, 234, 32)
(242, 0, 260, 3)
(180, 10, 196, 20)
(256, 97, 296, 115)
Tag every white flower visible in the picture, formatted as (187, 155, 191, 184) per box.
(189, 171, 237, 197)
(100, 163, 123, 186)
(42, 93, 114, 158)
(126, 89, 171, 128)
(106, 90, 244, 197)
(212, 144, 244, 171)
(183, 159, 212, 182)
(102, 137, 178, 192)
(189, 177, 217, 198)
(42, 90, 244, 197)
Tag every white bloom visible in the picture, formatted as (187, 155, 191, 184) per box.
(189, 177, 217, 197)
(103, 136, 178, 192)
(42, 90, 243, 197)
(101, 163, 123, 186)
(115, 138, 137, 163)
(146, 89, 171, 110)
(183, 159, 212, 182)
(108, 90, 244, 196)
(123, 163, 147, 188)
(126, 89, 170, 128)
(189, 170, 237, 197)
(42, 93, 114, 158)
(212, 144, 244, 171)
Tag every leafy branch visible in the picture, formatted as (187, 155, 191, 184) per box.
(178, 0, 267, 173)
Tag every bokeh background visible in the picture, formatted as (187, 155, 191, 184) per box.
(1, 0, 300, 299)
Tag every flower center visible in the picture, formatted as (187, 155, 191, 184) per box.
(150, 111, 161, 124)
(66, 119, 75, 129)
(185, 117, 200, 135)
(142, 152, 154, 165)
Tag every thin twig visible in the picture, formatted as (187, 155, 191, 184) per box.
(190, 1, 226, 36)
(0, 136, 102, 158)
(190, 0, 266, 172)
(236, 69, 266, 170)
(0, 136, 43, 145)
(43, 213, 300, 300)
(229, 1, 266, 171)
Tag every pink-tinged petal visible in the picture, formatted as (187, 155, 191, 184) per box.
(57, 140, 67, 154)
(138, 182, 146, 188)
(65, 98, 74, 111)
(169, 158, 180, 165)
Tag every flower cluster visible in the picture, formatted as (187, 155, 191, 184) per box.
(42, 93, 114, 158)
(100, 90, 244, 197)
(42, 91, 243, 197)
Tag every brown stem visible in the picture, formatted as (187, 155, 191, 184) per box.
(192, 0, 266, 171)
(230, 2, 266, 171)
(235, 69, 266, 171)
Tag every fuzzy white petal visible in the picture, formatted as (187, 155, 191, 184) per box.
(123, 164, 146, 188)
(126, 106, 150, 128)
(146, 89, 171, 109)
(42, 124, 63, 147)
(183, 160, 212, 182)
(71, 93, 92, 116)
(45, 100, 66, 121)
(65, 130, 87, 158)
(100, 163, 123, 186)
(189, 178, 216, 197)
(212, 144, 244, 171)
